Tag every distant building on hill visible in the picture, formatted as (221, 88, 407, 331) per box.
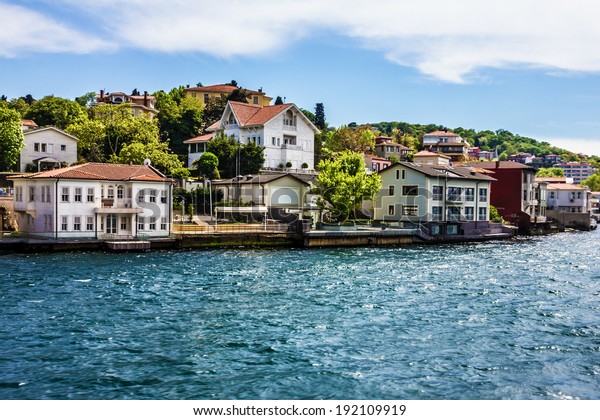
(553, 162, 595, 184)
(422, 130, 469, 162)
(183, 84, 272, 108)
(93, 90, 158, 119)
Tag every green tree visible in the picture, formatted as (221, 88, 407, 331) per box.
(24, 95, 87, 129)
(112, 138, 189, 178)
(274, 96, 284, 105)
(314, 151, 382, 221)
(536, 167, 565, 177)
(0, 107, 25, 171)
(154, 88, 204, 157)
(325, 125, 376, 153)
(75, 92, 97, 107)
(581, 172, 600, 191)
(489, 205, 503, 223)
(239, 141, 265, 175)
(194, 152, 220, 179)
(314, 103, 326, 130)
(207, 134, 237, 178)
(7, 98, 29, 116)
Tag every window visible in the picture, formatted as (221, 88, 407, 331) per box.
(86, 216, 94, 231)
(15, 187, 23, 202)
(87, 188, 94, 202)
(402, 185, 418, 196)
(389, 185, 395, 196)
(41, 186, 47, 203)
(464, 207, 474, 221)
(138, 216, 145, 231)
(61, 187, 69, 202)
(127, 188, 132, 199)
(432, 206, 443, 221)
(74, 187, 82, 202)
(41, 143, 47, 152)
(106, 214, 117, 234)
(117, 186, 124, 199)
(120, 217, 128, 231)
(149, 190, 157, 203)
(61, 145, 66, 151)
(447, 206, 461, 222)
(402, 205, 418, 216)
(479, 207, 487, 221)
(34, 143, 40, 152)
(203, 94, 209, 102)
(388, 205, 395, 216)
(272, 137, 276, 146)
(107, 186, 114, 199)
(402, 170, 405, 180)
(149, 217, 156, 230)
(61, 216, 68, 231)
(161, 217, 167, 230)
(432, 186, 443, 201)
(138, 190, 145, 203)
(395, 170, 400, 180)
(479, 188, 488, 202)
(28, 186, 35, 202)
(160, 190, 167, 203)
(447, 187, 462, 201)
(253, 96, 259, 105)
(465, 188, 475, 201)
(73, 216, 81, 231)
(550, 191, 555, 199)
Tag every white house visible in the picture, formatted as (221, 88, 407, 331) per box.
(422, 130, 470, 162)
(546, 183, 589, 213)
(10, 163, 173, 239)
(20, 127, 79, 172)
(205, 101, 319, 171)
(374, 161, 495, 236)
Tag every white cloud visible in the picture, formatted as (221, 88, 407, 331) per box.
(545, 137, 600, 156)
(6, 0, 600, 83)
(0, 2, 114, 57)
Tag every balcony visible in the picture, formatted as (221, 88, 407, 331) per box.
(282, 143, 302, 150)
(446, 194, 463, 203)
(96, 199, 141, 214)
(283, 124, 297, 131)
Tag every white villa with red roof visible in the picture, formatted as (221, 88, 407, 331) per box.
(186, 101, 319, 171)
(10, 163, 173, 239)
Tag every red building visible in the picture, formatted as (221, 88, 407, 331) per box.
(467, 161, 546, 233)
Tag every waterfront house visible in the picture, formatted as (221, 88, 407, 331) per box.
(546, 183, 592, 230)
(467, 161, 547, 233)
(374, 161, 495, 237)
(184, 84, 272, 108)
(10, 163, 173, 239)
(20, 127, 79, 172)
(206, 101, 319, 171)
(212, 173, 317, 222)
(422, 130, 470, 162)
(93, 90, 159, 119)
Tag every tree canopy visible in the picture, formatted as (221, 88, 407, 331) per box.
(24, 95, 87, 129)
(314, 150, 382, 221)
(0, 107, 25, 171)
(324, 125, 376, 154)
(536, 167, 565, 177)
(581, 172, 600, 191)
(111, 137, 189, 178)
(206, 134, 265, 178)
(194, 152, 220, 179)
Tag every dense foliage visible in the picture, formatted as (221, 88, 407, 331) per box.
(0, 107, 25, 171)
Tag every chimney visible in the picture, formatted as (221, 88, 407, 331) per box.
(100, 89, 104, 99)
(496, 160, 500, 169)
(144, 91, 148, 107)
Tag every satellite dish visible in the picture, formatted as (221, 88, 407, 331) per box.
(143, 158, 151, 166)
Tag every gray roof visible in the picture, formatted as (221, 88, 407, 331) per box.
(212, 173, 315, 186)
(380, 162, 496, 182)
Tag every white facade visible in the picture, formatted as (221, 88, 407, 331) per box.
(20, 127, 79, 172)
(217, 102, 318, 171)
(11, 164, 172, 239)
(547, 185, 589, 213)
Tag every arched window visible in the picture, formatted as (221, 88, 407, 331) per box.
(107, 185, 114, 199)
(117, 185, 124, 199)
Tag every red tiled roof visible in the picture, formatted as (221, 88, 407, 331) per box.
(415, 150, 451, 159)
(20, 119, 38, 127)
(230, 102, 291, 126)
(183, 133, 215, 144)
(184, 84, 264, 96)
(424, 130, 461, 137)
(9, 162, 168, 182)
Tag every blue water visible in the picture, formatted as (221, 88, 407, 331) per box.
(1, 231, 599, 400)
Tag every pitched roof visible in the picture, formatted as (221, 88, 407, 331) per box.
(229, 102, 291, 126)
(23, 126, 80, 142)
(467, 161, 535, 170)
(380, 162, 496, 181)
(424, 130, 461, 137)
(415, 150, 451, 158)
(184, 84, 265, 96)
(183, 133, 215, 144)
(9, 162, 168, 182)
(212, 173, 311, 186)
(547, 183, 588, 191)
(20, 119, 38, 127)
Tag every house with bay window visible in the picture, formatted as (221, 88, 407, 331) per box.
(10, 163, 172, 239)
(374, 161, 496, 236)
(196, 101, 319, 171)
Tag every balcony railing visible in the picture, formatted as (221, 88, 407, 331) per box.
(446, 194, 463, 202)
(283, 124, 297, 131)
(282, 144, 302, 150)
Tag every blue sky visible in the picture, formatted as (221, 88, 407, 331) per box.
(2, 0, 600, 155)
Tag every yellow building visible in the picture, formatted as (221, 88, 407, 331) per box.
(183, 84, 272, 108)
